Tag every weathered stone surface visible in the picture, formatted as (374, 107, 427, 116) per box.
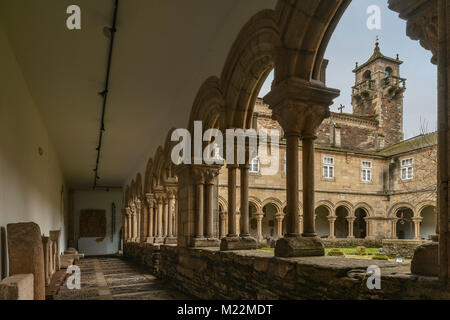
(7, 222, 45, 300)
(275, 235, 325, 257)
(41, 236, 52, 286)
(0, 274, 34, 300)
(220, 236, 257, 251)
(60, 256, 74, 269)
(49, 230, 61, 271)
(64, 247, 78, 254)
(411, 242, 439, 276)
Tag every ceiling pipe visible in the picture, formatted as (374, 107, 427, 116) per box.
(93, 0, 119, 189)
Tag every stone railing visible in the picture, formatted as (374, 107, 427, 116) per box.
(382, 239, 431, 258)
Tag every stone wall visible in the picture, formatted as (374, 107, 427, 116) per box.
(322, 238, 383, 248)
(124, 242, 449, 299)
(382, 239, 430, 258)
(123, 242, 161, 274)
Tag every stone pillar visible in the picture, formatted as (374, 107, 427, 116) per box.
(219, 212, 228, 239)
(155, 196, 164, 243)
(240, 164, 250, 237)
(163, 196, 169, 237)
(164, 192, 177, 244)
(347, 216, 355, 239)
(123, 210, 129, 241)
(49, 230, 61, 271)
(391, 218, 398, 239)
(195, 170, 205, 239)
(255, 213, 264, 241)
(298, 215, 303, 235)
(137, 199, 146, 243)
(205, 170, 216, 239)
(146, 194, 155, 242)
(413, 217, 423, 240)
(7, 222, 45, 300)
(127, 209, 132, 241)
(275, 214, 284, 238)
(265, 77, 339, 257)
(328, 216, 336, 239)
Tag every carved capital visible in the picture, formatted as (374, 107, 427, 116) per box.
(264, 77, 339, 136)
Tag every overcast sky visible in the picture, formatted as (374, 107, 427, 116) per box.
(259, 0, 437, 139)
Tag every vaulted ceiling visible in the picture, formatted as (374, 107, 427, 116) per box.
(0, 0, 276, 188)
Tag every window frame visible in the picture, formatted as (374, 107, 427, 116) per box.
(361, 160, 372, 182)
(400, 157, 414, 180)
(249, 156, 260, 174)
(322, 157, 334, 179)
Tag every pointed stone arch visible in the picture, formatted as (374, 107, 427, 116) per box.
(221, 9, 280, 129)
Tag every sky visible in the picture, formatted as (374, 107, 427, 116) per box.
(259, 0, 437, 139)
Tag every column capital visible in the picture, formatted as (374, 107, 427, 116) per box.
(327, 216, 337, 222)
(145, 193, 155, 206)
(254, 213, 264, 220)
(264, 77, 339, 136)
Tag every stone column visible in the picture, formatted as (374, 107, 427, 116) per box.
(240, 164, 250, 237)
(347, 216, 355, 239)
(413, 217, 423, 240)
(328, 216, 336, 239)
(255, 213, 264, 241)
(298, 215, 303, 235)
(154, 196, 164, 243)
(163, 196, 169, 238)
(219, 212, 228, 239)
(205, 170, 216, 239)
(164, 192, 177, 244)
(123, 210, 128, 241)
(131, 204, 138, 242)
(275, 214, 284, 238)
(265, 77, 339, 257)
(145, 194, 154, 242)
(195, 170, 205, 240)
(137, 199, 146, 243)
(392, 218, 398, 239)
(126, 207, 132, 241)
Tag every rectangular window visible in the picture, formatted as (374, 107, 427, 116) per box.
(401, 158, 414, 180)
(361, 161, 372, 182)
(249, 157, 260, 173)
(322, 157, 334, 179)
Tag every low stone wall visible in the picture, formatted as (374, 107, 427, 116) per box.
(123, 242, 161, 274)
(322, 239, 383, 248)
(124, 242, 450, 299)
(382, 239, 431, 259)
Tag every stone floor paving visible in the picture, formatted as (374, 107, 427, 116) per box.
(55, 256, 190, 300)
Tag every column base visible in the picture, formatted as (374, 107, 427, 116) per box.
(164, 236, 178, 244)
(411, 241, 443, 277)
(274, 235, 325, 258)
(220, 236, 257, 251)
(145, 237, 154, 243)
(191, 237, 220, 248)
(140, 237, 147, 243)
(153, 237, 164, 244)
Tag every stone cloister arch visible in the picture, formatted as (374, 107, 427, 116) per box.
(315, 205, 331, 239)
(123, 0, 448, 280)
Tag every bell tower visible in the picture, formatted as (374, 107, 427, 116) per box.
(351, 39, 406, 148)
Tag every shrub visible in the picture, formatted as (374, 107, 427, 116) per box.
(372, 253, 389, 260)
(327, 248, 344, 256)
(355, 246, 367, 255)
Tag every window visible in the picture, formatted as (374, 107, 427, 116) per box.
(283, 152, 286, 175)
(250, 157, 260, 173)
(361, 161, 372, 182)
(322, 157, 334, 179)
(401, 158, 414, 180)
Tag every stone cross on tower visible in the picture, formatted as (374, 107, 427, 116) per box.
(338, 104, 345, 113)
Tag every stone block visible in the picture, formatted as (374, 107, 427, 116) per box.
(49, 230, 61, 271)
(220, 236, 257, 251)
(41, 236, 52, 286)
(7, 222, 45, 300)
(411, 242, 439, 277)
(60, 256, 74, 269)
(274, 235, 325, 258)
(0, 274, 34, 300)
(191, 237, 220, 248)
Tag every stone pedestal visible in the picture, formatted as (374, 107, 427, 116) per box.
(220, 236, 257, 251)
(164, 237, 178, 245)
(7, 222, 45, 300)
(191, 238, 220, 248)
(274, 235, 325, 258)
(41, 236, 52, 286)
(49, 230, 61, 271)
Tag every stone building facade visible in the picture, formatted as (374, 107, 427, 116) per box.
(217, 43, 437, 245)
